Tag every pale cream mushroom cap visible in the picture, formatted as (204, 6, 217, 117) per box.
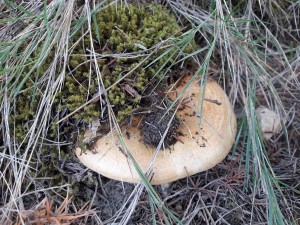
(76, 76, 237, 185)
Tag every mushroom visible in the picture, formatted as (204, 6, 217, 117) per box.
(75, 75, 237, 185)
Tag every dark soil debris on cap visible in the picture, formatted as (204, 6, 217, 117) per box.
(141, 109, 180, 148)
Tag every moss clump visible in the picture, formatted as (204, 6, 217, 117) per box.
(12, 2, 182, 138)
(75, 3, 182, 121)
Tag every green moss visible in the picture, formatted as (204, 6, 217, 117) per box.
(90, 3, 181, 108)
(11, 2, 184, 138)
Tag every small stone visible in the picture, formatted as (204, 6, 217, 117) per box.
(255, 106, 281, 140)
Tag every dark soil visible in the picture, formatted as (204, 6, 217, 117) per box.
(141, 109, 180, 148)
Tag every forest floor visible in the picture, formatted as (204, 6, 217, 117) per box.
(0, 0, 299, 224)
